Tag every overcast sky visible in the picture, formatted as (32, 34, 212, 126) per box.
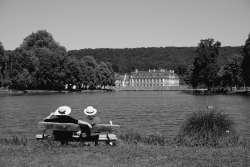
(0, 0, 249, 51)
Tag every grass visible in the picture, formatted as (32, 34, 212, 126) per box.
(118, 132, 173, 146)
(0, 136, 28, 146)
(1, 136, 250, 167)
(1, 109, 250, 166)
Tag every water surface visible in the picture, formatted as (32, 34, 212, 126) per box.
(1, 91, 250, 139)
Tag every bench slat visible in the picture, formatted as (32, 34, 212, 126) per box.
(36, 133, 117, 141)
(38, 122, 81, 131)
(38, 122, 120, 132)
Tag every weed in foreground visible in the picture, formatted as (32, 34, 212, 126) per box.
(174, 109, 240, 147)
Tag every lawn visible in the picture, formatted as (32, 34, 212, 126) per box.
(0, 138, 250, 167)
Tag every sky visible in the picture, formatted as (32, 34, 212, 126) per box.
(0, 0, 250, 51)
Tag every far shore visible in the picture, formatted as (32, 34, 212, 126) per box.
(0, 89, 112, 94)
(1, 88, 249, 95)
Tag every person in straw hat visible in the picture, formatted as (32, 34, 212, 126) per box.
(84, 106, 101, 126)
(84, 106, 114, 146)
(82, 106, 101, 146)
(44, 106, 92, 145)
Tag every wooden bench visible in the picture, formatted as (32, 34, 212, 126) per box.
(36, 122, 120, 145)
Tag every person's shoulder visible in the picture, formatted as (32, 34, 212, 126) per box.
(65, 116, 78, 123)
(44, 118, 58, 122)
(93, 116, 101, 124)
(94, 116, 101, 120)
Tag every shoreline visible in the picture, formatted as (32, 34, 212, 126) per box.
(0, 89, 112, 94)
(1, 88, 249, 95)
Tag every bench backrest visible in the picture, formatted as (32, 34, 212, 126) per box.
(38, 122, 120, 132)
(38, 122, 81, 131)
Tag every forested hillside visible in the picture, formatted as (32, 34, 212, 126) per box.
(68, 46, 242, 75)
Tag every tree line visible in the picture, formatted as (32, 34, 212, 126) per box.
(68, 35, 249, 91)
(1, 29, 249, 91)
(185, 36, 250, 91)
(0, 30, 115, 90)
(68, 45, 242, 85)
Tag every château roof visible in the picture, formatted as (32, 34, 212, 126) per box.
(130, 69, 179, 79)
(115, 73, 130, 81)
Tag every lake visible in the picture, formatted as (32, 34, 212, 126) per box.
(1, 91, 250, 139)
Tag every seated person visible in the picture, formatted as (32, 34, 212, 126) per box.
(44, 106, 92, 145)
(84, 106, 114, 146)
(82, 106, 101, 146)
(84, 106, 101, 126)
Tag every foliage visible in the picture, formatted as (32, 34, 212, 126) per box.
(95, 61, 113, 88)
(191, 39, 221, 90)
(241, 34, 250, 85)
(219, 54, 243, 89)
(20, 30, 66, 52)
(184, 65, 194, 85)
(0, 30, 115, 91)
(0, 42, 5, 87)
(68, 46, 242, 88)
(64, 57, 82, 88)
(175, 109, 238, 147)
(68, 46, 242, 77)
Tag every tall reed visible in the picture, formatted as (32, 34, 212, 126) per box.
(175, 109, 239, 147)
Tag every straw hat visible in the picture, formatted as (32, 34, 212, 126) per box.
(84, 106, 97, 116)
(54, 106, 71, 116)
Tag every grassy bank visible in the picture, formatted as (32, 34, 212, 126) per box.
(1, 135, 250, 167)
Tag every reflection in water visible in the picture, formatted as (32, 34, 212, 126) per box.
(0, 91, 250, 139)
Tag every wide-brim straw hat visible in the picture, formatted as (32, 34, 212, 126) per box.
(84, 106, 97, 116)
(54, 106, 71, 116)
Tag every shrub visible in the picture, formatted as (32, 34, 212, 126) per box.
(175, 109, 239, 147)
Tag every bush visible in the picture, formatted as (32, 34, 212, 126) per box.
(175, 109, 239, 147)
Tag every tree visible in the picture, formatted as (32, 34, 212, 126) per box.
(95, 61, 112, 89)
(217, 66, 232, 90)
(81, 56, 98, 89)
(191, 39, 221, 90)
(0, 42, 5, 87)
(12, 69, 33, 90)
(184, 65, 194, 86)
(106, 62, 115, 86)
(65, 57, 82, 89)
(224, 54, 243, 88)
(35, 48, 54, 89)
(241, 34, 250, 86)
(20, 30, 66, 52)
(17, 30, 68, 90)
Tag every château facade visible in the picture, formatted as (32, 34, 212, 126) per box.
(115, 69, 179, 87)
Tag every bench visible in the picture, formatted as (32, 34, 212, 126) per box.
(36, 122, 120, 145)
